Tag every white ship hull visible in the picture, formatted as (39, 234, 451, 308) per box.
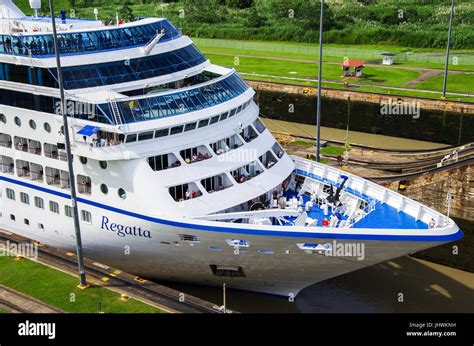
(0, 170, 461, 297)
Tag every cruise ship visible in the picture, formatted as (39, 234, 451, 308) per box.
(0, 0, 463, 297)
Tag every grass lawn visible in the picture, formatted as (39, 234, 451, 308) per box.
(414, 74, 474, 94)
(0, 308, 10, 313)
(0, 256, 165, 313)
(241, 73, 474, 102)
(205, 53, 421, 87)
(321, 146, 346, 156)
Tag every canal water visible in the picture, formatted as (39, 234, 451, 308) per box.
(261, 118, 448, 150)
(158, 222, 474, 313)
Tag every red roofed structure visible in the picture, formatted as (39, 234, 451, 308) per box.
(341, 60, 366, 78)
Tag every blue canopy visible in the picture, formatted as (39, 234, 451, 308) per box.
(77, 125, 100, 137)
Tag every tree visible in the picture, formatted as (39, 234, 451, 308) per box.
(119, 0, 135, 22)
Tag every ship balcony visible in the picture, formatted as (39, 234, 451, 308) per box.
(46, 167, 70, 190)
(13, 137, 42, 156)
(15, 160, 43, 182)
(0, 155, 14, 174)
(44, 143, 68, 161)
(0, 133, 12, 148)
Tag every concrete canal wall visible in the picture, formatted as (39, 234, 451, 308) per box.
(250, 81, 474, 145)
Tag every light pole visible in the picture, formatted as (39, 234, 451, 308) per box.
(442, 0, 455, 98)
(316, 0, 324, 162)
(49, 0, 87, 288)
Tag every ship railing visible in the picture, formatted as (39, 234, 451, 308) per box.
(0, 19, 181, 58)
(0, 163, 14, 174)
(45, 175, 71, 190)
(45, 151, 68, 162)
(0, 140, 12, 148)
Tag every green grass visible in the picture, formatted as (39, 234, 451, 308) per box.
(293, 140, 313, 147)
(321, 146, 346, 156)
(0, 308, 10, 313)
(0, 256, 165, 313)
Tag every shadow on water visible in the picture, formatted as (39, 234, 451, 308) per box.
(158, 255, 474, 313)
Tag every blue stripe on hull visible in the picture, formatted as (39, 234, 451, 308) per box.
(0, 175, 463, 242)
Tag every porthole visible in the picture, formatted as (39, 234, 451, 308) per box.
(99, 161, 107, 169)
(118, 188, 127, 200)
(100, 184, 109, 195)
(79, 156, 88, 165)
(29, 119, 37, 130)
(14, 116, 21, 127)
(44, 122, 51, 133)
(0, 114, 6, 124)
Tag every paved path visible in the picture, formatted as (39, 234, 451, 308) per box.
(0, 285, 63, 313)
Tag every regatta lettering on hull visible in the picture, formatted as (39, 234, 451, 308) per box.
(101, 216, 152, 239)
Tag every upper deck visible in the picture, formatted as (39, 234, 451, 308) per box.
(0, 16, 180, 58)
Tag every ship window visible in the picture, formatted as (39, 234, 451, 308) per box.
(170, 125, 184, 135)
(210, 134, 243, 155)
(118, 188, 127, 200)
(272, 142, 284, 159)
(231, 161, 264, 183)
(77, 175, 92, 195)
(240, 125, 258, 143)
(210, 115, 220, 124)
(201, 174, 233, 193)
(138, 131, 154, 141)
(79, 156, 88, 165)
(99, 161, 108, 169)
(229, 109, 236, 117)
(237, 105, 242, 113)
(198, 119, 209, 128)
(20, 192, 29, 205)
(14, 116, 21, 127)
(179, 234, 200, 242)
(100, 184, 109, 195)
(259, 151, 278, 169)
(0, 114, 6, 123)
(169, 182, 202, 202)
(6, 188, 15, 200)
(60, 126, 65, 135)
(10, 214, 15, 221)
(38, 223, 44, 231)
(180, 145, 212, 164)
(49, 201, 60, 214)
(81, 210, 92, 224)
(210, 265, 246, 278)
(253, 118, 266, 133)
(126, 134, 137, 143)
(184, 122, 197, 132)
(155, 128, 169, 138)
(24, 219, 30, 226)
(219, 112, 228, 121)
(148, 153, 180, 171)
(65, 205, 73, 218)
(29, 119, 37, 130)
(44, 122, 51, 133)
(34, 196, 44, 209)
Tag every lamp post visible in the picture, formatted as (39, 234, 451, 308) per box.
(442, 0, 455, 98)
(316, 0, 324, 162)
(49, 0, 87, 288)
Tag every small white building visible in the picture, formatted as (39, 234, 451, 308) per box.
(381, 53, 396, 65)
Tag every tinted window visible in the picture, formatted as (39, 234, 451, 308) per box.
(126, 134, 137, 143)
(210, 115, 220, 124)
(155, 128, 169, 138)
(220, 112, 228, 121)
(184, 122, 197, 132)
(170, 125, 184, 135)
(198, 119, 209, 128)
(138, 131, 154, 141)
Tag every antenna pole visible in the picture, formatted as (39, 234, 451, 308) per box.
(49, 0, 87, 288)
(316, 0, 324, 162)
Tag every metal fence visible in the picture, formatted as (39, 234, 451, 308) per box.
(193, 38, 474, 65)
